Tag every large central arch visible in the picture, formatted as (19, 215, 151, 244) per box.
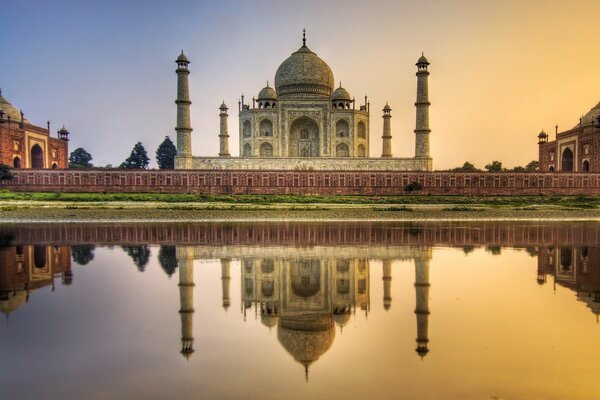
(289, 117, 319, 157)
(31, 144, 44, 169)
(561, 148, 574, 172)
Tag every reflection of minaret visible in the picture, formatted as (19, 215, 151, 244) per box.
(414, 257, 430, 358)
(221, 258, 231, 310)
(382, 260, 392, 310)
(178, 248, 195, 359)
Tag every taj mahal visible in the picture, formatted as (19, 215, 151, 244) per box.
(174, 31, 433, 171)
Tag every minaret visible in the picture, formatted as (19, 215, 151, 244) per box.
(414, 257, 430, 358)
(414, 53, 431, 159)
(219, 102, 230, 157)
(175, 51, 193, 168)
(381, 103, 392, 158)
(382, 259, 392, 310)
(221, 258, 231, 310)
(178, 247, 195, 359)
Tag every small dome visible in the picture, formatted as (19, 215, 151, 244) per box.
(331, 85, 351, 101)
(576, 100, 600, 128)
(257, 85, 277, 101)
(176, 51, 189, 63)
(0, 92, 30, 123)
(219, 101, 228, 110)
(275, 44, 334, 97)
(417, 53, 429, 65)
(538, 130, 548, 138)
(383, 102, 391, 111)
(261, 313, 279, 328)
(58, 125, 70, 134)
(333, 312, 351, 327)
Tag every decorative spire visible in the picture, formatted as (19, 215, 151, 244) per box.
(302, 28, 306, 46)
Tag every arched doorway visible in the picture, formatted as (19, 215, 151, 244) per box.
(357, 144, 366, 157)
(31, 144, 44, 169)
(33, 246, 47, 269)
(561, 148, 573, 172)
(13, 157, 21, 168)
(335, 119, 349, 138)
(357, 121, 366, 138)
(259, 119, 273, 137)
(549, 166, 555, 172)
(289, 117, 319, 157)
(336, 143, 349, 157)
(243, 143, 252, 157)
(51, 163, 58, 169)
(260, 142, 273, 157)
(582, 160, 590, 172)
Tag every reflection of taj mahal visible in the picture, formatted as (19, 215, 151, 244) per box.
(174, 31, 433, 171)
(175, 244, 433, 376)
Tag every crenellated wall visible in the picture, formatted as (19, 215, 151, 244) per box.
(4, 169, 600, 195)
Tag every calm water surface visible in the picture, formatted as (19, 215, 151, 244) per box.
(0, 222, 598, 400)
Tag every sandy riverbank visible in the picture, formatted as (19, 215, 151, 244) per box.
(1, 201, 599, 222)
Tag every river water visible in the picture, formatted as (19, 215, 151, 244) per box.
(0, 221, 598, 400)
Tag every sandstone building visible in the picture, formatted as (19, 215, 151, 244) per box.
(538, 101, 600, 172)
(174, 32, 433, 171)
(0, 90, 70, 169)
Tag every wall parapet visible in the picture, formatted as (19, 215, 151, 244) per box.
(3, 169, 600, 195)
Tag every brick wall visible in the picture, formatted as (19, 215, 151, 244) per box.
(3, 169, 600, 195)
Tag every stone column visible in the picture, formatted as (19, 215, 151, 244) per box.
(219, 102, 230, 157)
(382, 103, 392, 158)
(414, 257, 430, 358)
(178, 247, 195, 359)
(414, 54, 431, 159)
(175, 51, 193, 169)
(382, 259, 392, 310)
(221, 258, 231, 309)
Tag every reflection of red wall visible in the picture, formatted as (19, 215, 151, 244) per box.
(0, 245, 72, 292)
(4, 170, 600, 195)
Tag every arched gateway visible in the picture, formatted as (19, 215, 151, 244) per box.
(289, 117, 319, 157)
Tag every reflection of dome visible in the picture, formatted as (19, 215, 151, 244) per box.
(257, 85, 277, 101)
(0, 290, 27, 315)
(275, 45, 334, 97)
(333, 312, 351, 328)
(290, 260, 321, 298)
(331, 86, 351, 101)
(261, 313, 279, 328)
(277, 315, 335, 372)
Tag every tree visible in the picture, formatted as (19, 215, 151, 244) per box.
(71, 245, 95, 266)
(156, 136, 177, 169)
(0, 164, 13, 184)
(525, 160, 540, 172)
(158, 245, 178, 277)
(122, 245, 151, 272)
(120, 142, 150, 169)
(484, 161, 503, 172)
(512, 166, 526, 172)
(404, 181, 423, 193)
(69, 148, 93, 168)
(451, 161, 480, 172)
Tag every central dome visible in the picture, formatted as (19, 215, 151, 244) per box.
(274, 45, 334, 97)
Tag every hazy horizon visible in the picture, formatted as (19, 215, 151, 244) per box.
(2, 0, 599, 169)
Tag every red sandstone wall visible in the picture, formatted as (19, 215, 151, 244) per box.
(4, 169, 600, 195)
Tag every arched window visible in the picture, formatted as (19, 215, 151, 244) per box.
(259, 119, 273, 137)
(261, 280, 274, 297)
(33, 246, 47, 269)
(582, 160, 590, 172)
(549, 165, 555, 172)
(243, 143, 252, 157)
(561, 148, 573, 172)
(560, 248, 572, 271)
(51, 163, 58, 169)
(243, 120, 251, 137)
(260, 142, 273, 157)
(31, 144, 44, 169)
(357, 144, 366, 157)
(13, 157, 21, 168)
(261, 259, 274, 274)
(357, 121, 366, 138)
(336, 119, 349, 138)
(336, 143, 349, 157)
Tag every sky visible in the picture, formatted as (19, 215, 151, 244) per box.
(1, 0, 599, 170)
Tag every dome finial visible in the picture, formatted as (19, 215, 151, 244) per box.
(302, 28, 306, 46)
(339, 81, 342, 88)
